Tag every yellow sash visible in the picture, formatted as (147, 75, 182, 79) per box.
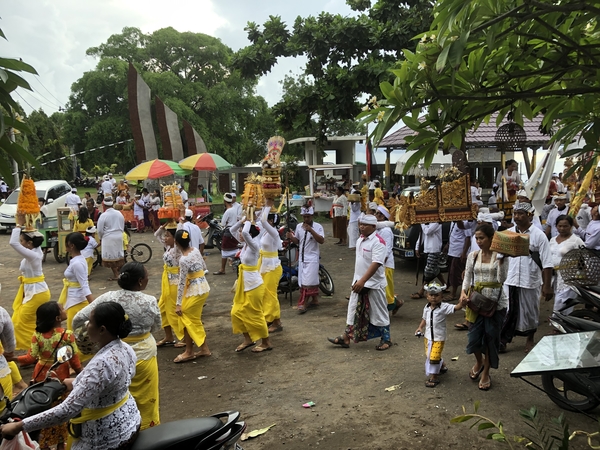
(70, 391, 130, 433)
(233, 263, 259, 303)
(258, 249, 278, 268)
(122, 332, 151, 345)
(162, 264, 180, 291)
(14, 275, 46, 311)
(58, 278, 82, 306)
(186, 270, 205, 280)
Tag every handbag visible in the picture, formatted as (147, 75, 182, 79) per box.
(0, 431, 40, 450)
(466, 251, 502, 318)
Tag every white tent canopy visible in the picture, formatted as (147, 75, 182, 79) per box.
(395, 150, 453, 177)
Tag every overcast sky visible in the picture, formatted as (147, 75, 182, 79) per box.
(3, 0, 354, 113)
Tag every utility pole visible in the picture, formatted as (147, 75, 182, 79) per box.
(71, 146, 77, 181)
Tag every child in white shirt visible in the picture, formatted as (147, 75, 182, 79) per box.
(82, 226, 98, 276)
(415, 281, 466, 387)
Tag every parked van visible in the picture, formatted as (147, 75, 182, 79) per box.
(0, 180, 71, 231)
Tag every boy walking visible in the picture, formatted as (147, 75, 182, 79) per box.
(415, 282, 466, 387)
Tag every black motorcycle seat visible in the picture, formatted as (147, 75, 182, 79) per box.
(130, 417, 222, 450)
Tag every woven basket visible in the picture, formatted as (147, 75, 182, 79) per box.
(348, 194, 361, 202)
(490, 230, 530, 257)
(113, 204, 123, 211)
(558, 248, 600, 286)
(123, 205, 132, 211)
(263, 187, 282, 199)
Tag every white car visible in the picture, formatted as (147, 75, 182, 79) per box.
(0, 180, 72, 231)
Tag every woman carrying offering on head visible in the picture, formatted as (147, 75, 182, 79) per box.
(258, 202, 283, 333)
(73, 262, 161, 429)
(231, 214, 272, 353)
(2, 302, 141, 450)
(460, 223, 508, 391)
(10, 213, 51, 350)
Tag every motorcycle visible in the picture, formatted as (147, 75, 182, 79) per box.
(0, 347, 246, 450)
(198, 213, 223, 251)
(278, 239, 334, 296)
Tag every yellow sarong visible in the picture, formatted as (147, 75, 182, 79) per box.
(0, 372, 12, 402)
(122, 333, 160, 430)
(13, 276, 50, 351)
(231, 263, 268, 342)
(8, 361, 21, 386)
(85, 257, 93, 276)
(424, 338, 445, 364)
(385, 267, 395, 305)
(172, 271, 208, 347)
(261, 265, 282, 323)
(158, 265, 179, 329)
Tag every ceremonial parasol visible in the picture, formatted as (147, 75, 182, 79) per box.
(178, 153, 232, 171)
(125, 159, 191, 180)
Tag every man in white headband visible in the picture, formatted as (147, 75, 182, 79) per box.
(287, 203, 325, 313)
(101, 175, 113, 200)
(375, 206, 401, 313)
(214, 193, 238, 275)
(544, 192, 569, 239)
(500, 200, 553, 354)
(97, 196, 125, 280)
(181, 208, 205, 255)
(328, 214, 391, 350)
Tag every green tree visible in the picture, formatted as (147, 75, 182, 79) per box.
(0, 27, 39, 181)
(233, 0, 433, 147)
(63, 26, 276, 170)
(26, 110, 71, 181)
(360, 0, 600, 175)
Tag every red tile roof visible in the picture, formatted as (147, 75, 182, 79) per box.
(379, 114, 550, 149)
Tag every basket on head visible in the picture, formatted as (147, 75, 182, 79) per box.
(490, 230, 530, 257)
(558, 248, 600, 286)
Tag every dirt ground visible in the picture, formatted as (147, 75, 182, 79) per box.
(0, 223, 596, 450)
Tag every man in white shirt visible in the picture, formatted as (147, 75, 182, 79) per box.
(133, 194, 145, 230)
(108, 173, 117, 189)
(180, 209, 205, 255)
(446, 221, 470, 302)
(65, 188, 82, 212)
(552, 173, 564, 193)
(214, 193, 239, 275)
(179, 185, 189, 208)
(231, 178, 236, 193)
(287, 204, 325, 313)
(348, 188, 362, 249)
(231, 193, 242, 220)
(544, 193, 569, 238)
(101, 176, 113, 197)
(0, 180, 7, 199)
(327, 214, 390, 350)
(500, 202, 553, 353)
(375, 206, 401, 313)
(412, 222, 444, 299)
(574, 204, 600, 250)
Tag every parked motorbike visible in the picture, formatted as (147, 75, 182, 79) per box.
(198, 213, 223, 251)
(278, 239, 334, 296)
(0, 347, 246, 450)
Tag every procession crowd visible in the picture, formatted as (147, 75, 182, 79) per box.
(0, 166, 598, 449)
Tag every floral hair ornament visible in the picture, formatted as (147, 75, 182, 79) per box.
(124, 314, 129, 321)
(181, 231, 189, 239)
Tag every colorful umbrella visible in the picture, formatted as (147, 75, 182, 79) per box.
(125, 159, 191, 180)
(178, 153, 232, 171)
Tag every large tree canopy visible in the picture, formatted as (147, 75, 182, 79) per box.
(63, 27, 276, 170)
(360, 0, 600, 174)
(233, 0, 433, 146)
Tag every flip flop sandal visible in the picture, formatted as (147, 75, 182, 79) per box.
(425, 379, 440, 388)
(376, 341, 392, 351)
(440, 366, 448, 374)
(174, 354, 197, 364)
(454, 323, 469, 331)
(479, 376, 491, 391)
(391, 299, 404, 315)
(251, 346, 273, 353)
(156, 340, 176, 347)
(173, 342, 186, 348)
(469, 365, 484, 381)
(327, 336, 350, 348)
(410, 292, 424, 299)
(268, 325, 283, 333)
(235, 342, 256, 352)
(213, 271, 226, 276)
(193, 351, 212, 358)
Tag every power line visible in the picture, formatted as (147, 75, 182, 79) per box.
(21, 89, 60, 111)
(31, 76, 63, 106)
(15, 91, 35, 111)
